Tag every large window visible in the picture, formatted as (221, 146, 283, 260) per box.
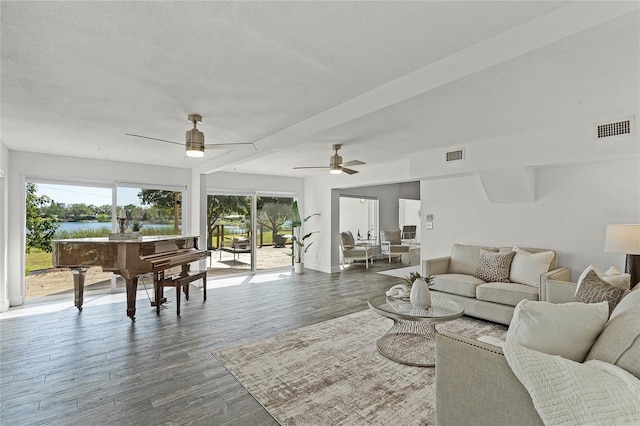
(24, 179, 185, 301)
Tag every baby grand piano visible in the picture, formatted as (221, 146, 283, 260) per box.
(52, 235, 207, 320)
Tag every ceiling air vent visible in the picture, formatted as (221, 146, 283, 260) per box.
(595, 117, 634, 140)
(445, 149, 464, 163)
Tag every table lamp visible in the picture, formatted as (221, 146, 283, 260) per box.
(605, 224, 640, 288)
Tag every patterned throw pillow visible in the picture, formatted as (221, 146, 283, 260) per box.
(474, 249, 516, 283)
(574, 270, 630, 316)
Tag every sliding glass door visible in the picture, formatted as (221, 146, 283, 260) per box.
(206, 192, 296, 276)
(206, 194, 252, 276)
(255, 196, 294, 271)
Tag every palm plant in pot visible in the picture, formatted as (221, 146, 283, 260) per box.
(287, 201, 319, 274)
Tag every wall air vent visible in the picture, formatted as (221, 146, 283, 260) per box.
(445, 149, 464, 162)
(595, 117, 634, 140)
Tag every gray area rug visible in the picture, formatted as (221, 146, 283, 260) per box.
(377, 264, 420, 278)
(213, 309, 507, 425)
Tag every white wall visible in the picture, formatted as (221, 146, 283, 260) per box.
(5, 151, 192, 307)
(205, 171, 303, 196)
(0, 143, 9, 311)
(420, 158, 639, 280)
(399, 199, 421, 241)
(339, 197, 371, 239)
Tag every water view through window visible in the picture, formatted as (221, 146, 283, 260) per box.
(24, 182, 182, 300)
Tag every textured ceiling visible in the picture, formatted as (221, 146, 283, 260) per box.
(1, 1, 638, 177)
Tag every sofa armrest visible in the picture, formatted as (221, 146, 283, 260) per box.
(539, 267, 574, 303)
(542, 280, 577, 303)
(422, 256, 450, 276)
(436, 331, 543, 426)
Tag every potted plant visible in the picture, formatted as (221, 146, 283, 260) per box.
(402, 272, 434, 308)
(402, 272, 432, 288)
(288, 201, 319, 274)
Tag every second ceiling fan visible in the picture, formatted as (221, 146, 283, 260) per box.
(126, 114, 256, 158)
(293, 144, 365, 175)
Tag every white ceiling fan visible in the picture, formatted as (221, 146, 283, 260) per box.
(126, 114, 256, 158)
(293, 144, 365, 175)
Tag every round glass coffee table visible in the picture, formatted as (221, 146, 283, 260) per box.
(368, 294, 464, 367)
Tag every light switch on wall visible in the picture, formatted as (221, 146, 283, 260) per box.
(426, 221, 433, 230)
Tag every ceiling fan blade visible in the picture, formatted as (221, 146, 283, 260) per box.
(293, 166, 329, 170)
(125, 133, 183, 146)
(340, 167, 359, 175)
(340, 160, 365, 167)
(204, 142, 257, 151)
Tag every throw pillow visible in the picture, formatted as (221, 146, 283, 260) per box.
(610, 285, 640, 320)
(506, 299, 609, 362)
(508, 248, 554, 287)
(576, 265, 631, 291)
(574, 270, 630, 316)
(474, 249, 515, 283)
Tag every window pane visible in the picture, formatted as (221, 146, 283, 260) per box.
(206, 194, 252, 276)
(25, 182, 113, 300)
(256, 196, 294, 271)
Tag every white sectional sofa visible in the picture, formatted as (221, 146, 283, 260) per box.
(436, 284, 640, 426)
(422, 244, 570, 325)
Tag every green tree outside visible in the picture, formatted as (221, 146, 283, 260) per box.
(25, 183, 60, 253)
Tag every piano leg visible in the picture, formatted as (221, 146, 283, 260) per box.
(70, 267, 88, 312)
(125, 276, 138, 321)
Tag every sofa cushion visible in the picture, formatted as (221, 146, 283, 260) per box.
(449, 244, 498, 275)
(508, 248, 554, 287)
(506, 300, 609, 362)
(431, 274, 485, 298)
(574, 270, 629, 316)
(576, 265, 631, 290)
(610, 286, 640, 320)
(476, 283, 539, 307)
(586, 310, 640, 378)
(474, 249, 515, 283)
(500, 247, 558, 270)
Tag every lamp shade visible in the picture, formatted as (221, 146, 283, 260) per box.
(605, 224, 640, 255)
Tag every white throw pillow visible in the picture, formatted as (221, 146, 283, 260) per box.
(508, 248, 554, 287)
(609, 287, 640, 320)
(576, 265, 631, 292)
(506, 299, 609, 362)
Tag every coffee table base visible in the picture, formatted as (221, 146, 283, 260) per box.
(376, 319, 437, 367)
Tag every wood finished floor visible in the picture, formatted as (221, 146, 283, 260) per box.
(1, 262, 408, 425)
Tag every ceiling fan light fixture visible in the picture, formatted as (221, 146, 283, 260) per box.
(185, 145, 204, 157)
(329, 151, 342, 174)
(185, 126, 205, 158)
(184, 114, 205, 158)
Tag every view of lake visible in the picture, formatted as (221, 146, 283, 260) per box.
(56, 222, 247, 234)
(57, 222, 172, 232)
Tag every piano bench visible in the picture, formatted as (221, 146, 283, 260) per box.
(155, 270, 207, 315)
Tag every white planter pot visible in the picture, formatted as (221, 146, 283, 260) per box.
(410, 278, 431, 309)
(294, 262, 304, 274)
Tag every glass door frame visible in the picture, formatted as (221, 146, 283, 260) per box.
(207, 189, 297, 274)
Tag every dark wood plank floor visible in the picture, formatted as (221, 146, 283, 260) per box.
(1, 262, 409, 425)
